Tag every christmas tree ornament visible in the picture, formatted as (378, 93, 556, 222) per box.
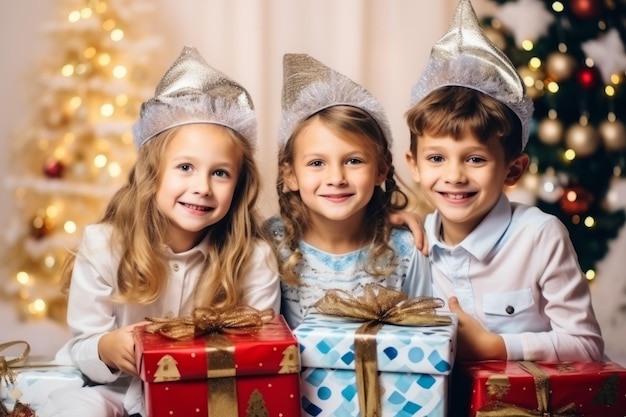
(495, 0, 555, 48)
(576, 67, 600, 90)
(517, 66, 545, 99)
(537, 117, 564, 145)
(545, 52, 577, 81)
(410, 0, 534, 149)
(560, 185, 594, 215)
(521, 171, 541, 193)
(537, 168, 563, 203)
(43, 158, 65, 178)
(565, 122, 601, 157)
(581, 28, 626, 84)
(570, 0, 603, 19)
(31, 215, 49, 239)
(133, 46, 256, 148)
(599, 118, 626, 151)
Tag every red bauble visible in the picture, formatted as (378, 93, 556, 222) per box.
(559, 185, 594, 215)
(576, 67, 599, 90)
(570, 0, 602, 19)
(9, 401, 36, 417)
(43, 158, 64, 178)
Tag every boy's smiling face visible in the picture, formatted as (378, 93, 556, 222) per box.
(405, 128, 528, 246)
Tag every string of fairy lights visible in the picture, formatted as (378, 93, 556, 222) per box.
(2, 0, 160, 322)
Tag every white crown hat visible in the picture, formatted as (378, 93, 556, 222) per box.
(410, 0, 534, 149)
(132, 46, 256, 148)
(278, 53, 393, 148)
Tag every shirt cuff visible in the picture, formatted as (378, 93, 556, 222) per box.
(76, 334, 120, 383)
(500, 333, 524, 360)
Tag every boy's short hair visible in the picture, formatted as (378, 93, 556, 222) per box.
(406, 86, 523, 162)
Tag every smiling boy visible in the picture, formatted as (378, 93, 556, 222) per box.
(404, 0, 603, 362)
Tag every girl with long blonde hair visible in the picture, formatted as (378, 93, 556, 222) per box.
(40, 47, 279, 417)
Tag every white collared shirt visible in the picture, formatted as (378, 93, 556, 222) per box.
(425, 194, 604, 361)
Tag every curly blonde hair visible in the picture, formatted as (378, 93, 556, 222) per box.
(276, 105, 408, 285)
(61, 125, 266, 309)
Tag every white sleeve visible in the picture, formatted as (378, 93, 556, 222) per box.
(504, 219, 604, 361)
(238, 239, 281, 314)
(57, 225, 121, 383)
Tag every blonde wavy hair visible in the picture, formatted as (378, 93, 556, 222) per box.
(277, 105, 409, 285)
(61, 125, 265, 309)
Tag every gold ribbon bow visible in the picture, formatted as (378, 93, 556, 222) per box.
(476, 361, 580, 417)
(145, 305, 275, 340)
(314, 284, 452, 417)
(0, 341, 30, 386)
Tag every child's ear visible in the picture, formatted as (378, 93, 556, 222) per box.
(282, 163, 299, 192)
(504, 153, 530, 186)
(405, 150, 420, 183)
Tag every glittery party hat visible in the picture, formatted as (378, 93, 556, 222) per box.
(278, 53, 393, 147)
(410, 0, 533, 149)
(132, 46, 256, 148)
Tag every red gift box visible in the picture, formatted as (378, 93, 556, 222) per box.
(451, 360, 626, 417)
(134, 314, 301, 417)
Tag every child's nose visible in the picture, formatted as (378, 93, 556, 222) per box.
(327, 165, 347, 185)
(193, 176, 212, 195)
(444, 163, 466, 183)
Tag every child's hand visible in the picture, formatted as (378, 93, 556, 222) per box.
(448, 296, 506, 362)
(98, 321, 149, 377)
(388, 211, 429, 256)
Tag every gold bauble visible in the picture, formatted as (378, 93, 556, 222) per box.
(545, 52, 577, 81)
(517, 66, 545, 100)
(537, 118, 564, 145)
(565, 123, 600, 157)
(599, 119, 626, 152)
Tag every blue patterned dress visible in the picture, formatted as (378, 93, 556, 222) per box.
(265, 216, 433, 328)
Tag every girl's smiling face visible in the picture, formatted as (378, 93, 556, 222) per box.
(156, 123, 242, 252)
(284, 117, 385, 232)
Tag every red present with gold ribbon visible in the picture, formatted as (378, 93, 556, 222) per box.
(134, 307, 301, 417)
(451, 360, 626, 417)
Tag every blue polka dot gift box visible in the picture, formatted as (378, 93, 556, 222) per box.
(294, 311, 457, 417)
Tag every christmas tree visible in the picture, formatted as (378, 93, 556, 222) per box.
(1, 0, 160, 322)
(481, 0, 626, 278)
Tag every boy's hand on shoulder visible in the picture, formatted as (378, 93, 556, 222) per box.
(449, 296, 506, 362)
(98, 321, 149, 377)
(388, 211, 429, 256)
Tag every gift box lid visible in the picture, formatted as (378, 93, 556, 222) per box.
(294, 313, 457, 375)
(134, 314, 300, 383)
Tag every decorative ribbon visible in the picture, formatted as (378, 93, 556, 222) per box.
(475, 361, 580, 417)
(314, 284, 452, 417)
(0, 340, 30, 386)
(145, 305, 275, 340)
(145, 305, 274, 416)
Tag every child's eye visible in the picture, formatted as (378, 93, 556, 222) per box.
(427, 155, 444, 163)
(213, 169, 230, 178)
(178, 164, 192, 172)
(308, 160, 324, 167)
(467, 156, 486, 164)
(346, 158, 363, 165)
